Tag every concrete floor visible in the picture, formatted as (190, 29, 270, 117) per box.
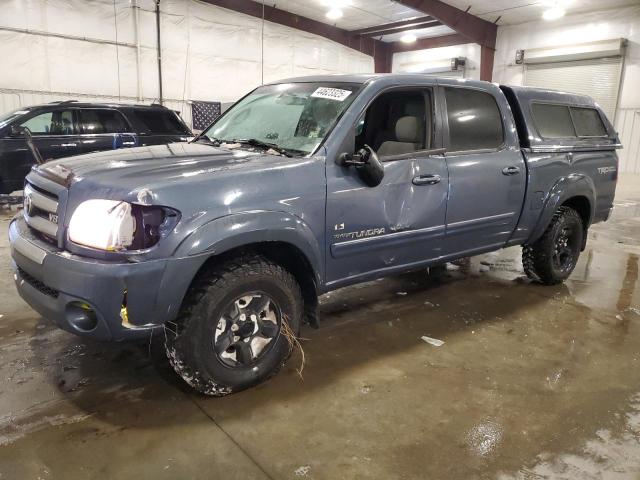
(1, 176, 639, 480)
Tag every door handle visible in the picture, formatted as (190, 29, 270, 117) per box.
(502, 166, 520, 176)
(60, 143, 77, 147)
(412, 174, 441, 185)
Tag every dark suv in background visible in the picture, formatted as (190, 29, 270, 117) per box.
(0, 101, 192, 194)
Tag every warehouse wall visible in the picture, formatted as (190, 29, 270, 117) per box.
(0, 0, 374, 127)
(492, 5, 640, 174)
(391, 43, 481, 79)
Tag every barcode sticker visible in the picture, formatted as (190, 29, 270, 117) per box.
(311, 87, 352, 102)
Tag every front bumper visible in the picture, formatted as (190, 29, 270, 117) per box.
(8, 215, 201, 341)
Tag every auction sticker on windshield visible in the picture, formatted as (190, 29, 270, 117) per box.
(311, 87, 352, 102)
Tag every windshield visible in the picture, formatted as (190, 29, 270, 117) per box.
(201, 82, 360, 156)
(0, 109, 31, 130)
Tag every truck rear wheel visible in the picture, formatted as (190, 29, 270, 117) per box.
(165, 254, 303, 396)
(522, 206, 584, 285)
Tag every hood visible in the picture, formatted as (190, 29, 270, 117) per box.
(37, 142, 297, 193)
(32, 142, 322, 216)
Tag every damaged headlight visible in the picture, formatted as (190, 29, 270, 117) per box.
(68, 199, 177, 251)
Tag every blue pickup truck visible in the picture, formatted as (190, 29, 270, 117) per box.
(8, 74, 620, 395)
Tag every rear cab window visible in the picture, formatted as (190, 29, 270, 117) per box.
(133, 109, 190, 135)
(444, 87, 504, 152)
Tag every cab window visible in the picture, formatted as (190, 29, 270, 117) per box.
(445, 87, 503, 152)
(356, 89, 431, 158)
(20, 110, 76, 135)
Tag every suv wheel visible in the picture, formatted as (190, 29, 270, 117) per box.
(522, 206, 584, 285)
(165, 254, 303, 396)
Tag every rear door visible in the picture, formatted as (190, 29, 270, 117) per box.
(78, 108, 137, 154)
(440, 84, 526, 256)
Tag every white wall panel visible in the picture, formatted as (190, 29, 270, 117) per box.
(392, 43, 481, 79)
(0, 0, 374, 127)
(616, 109, 640, 174)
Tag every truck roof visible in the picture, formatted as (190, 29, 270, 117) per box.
(504, 84, 598, 109)
(267, 74, 597, 108)
(268, 73, 487, 89)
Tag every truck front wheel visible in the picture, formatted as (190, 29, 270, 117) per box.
(522, 206, 584, 285)
(165, 254, 303, 396)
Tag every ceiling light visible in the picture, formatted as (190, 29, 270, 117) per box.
(540, 0, 572, 6)
(322, 0, 351, 7)
(400, 33, 417, 43)
(542, 7, 565, 20)
(326, 8, 343, 20)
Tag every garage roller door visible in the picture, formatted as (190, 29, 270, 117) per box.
(524, 57, 622, 120)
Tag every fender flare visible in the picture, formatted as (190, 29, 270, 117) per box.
(528, 173, 596, 244)
(173, 210, 324, 286)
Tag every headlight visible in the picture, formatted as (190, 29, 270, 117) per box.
(68, 199, 176, 251)
(68, 200, 136, 251)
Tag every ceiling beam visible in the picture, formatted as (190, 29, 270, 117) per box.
(394, 0, 497, 49)
(200, 0, 382, 57)
(389, 33, 467, 53)
(350, 16, 441, 37)
(196, 0, 494, 79)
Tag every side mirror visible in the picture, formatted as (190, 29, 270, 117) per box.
(338, 145, 384, 187)
(10, 125, 25, 137)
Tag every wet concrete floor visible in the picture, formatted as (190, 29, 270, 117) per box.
(0, 176, 639, 479)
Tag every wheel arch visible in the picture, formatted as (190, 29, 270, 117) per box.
(193, 241, 320, 325)
(170, 211, 323, 326)
(528, 174, 596, 245)
(561, 195, 591, 229)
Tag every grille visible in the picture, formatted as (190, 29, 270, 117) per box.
(23, 182, 59, 241)
(17, 267, 60, 298)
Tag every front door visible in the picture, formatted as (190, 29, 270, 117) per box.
(325, 87, 448, 287)
(24, 109, 82, 162)
(1, 108, 82, 191)
(439, 84, 527, 256)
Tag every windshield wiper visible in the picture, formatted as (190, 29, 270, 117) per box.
(193, 135, 222, 147)
(227, 138, 293, 157)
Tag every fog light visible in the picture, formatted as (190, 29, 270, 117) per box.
(66, 302, 98, 332)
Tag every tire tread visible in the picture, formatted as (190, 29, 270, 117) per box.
(165, 254, 302, 396)
(522, 206, 583, 285)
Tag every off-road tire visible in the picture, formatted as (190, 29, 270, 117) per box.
(522, 206, 584, 285)
(165, 254, 303, 396)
